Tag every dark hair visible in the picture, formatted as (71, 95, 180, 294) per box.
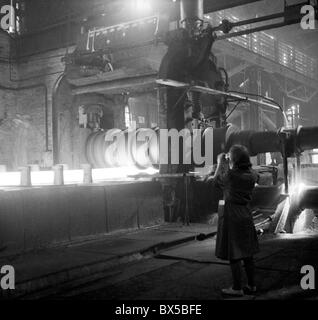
(229, 145, 252, 170)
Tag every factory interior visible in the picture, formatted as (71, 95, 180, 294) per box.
(0, 0, 318, 302)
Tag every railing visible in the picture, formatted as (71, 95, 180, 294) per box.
(206, 11, 318, 80)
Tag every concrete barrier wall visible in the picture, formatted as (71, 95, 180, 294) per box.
(0, 181, 163, 255)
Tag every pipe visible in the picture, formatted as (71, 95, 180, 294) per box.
(85, 125, 318, 169)
(225, 126, 318, 157)
(296, 126, 318, 153)
(52, 73, 67, 165)
(223, 126, 281, 156)
(180, 0, 205, 36)
(180, 0, 204, 22)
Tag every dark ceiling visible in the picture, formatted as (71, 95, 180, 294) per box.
(5, 0, 317, 58)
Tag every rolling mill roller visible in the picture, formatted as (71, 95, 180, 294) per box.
(85, 125, 318, 169)
(85, 128, 160, 169)
(84, 124, 318, 232)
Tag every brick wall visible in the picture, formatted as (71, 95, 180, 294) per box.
(0, 40, 66, 169)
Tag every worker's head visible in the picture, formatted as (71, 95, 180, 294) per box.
(229, 145, 252, 170)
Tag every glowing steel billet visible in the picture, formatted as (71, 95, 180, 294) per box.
(92, 167, 158, 182)
(0, 167, 159, 187)
(31, 171, 54, 186)
(63, 170, 84, 185)
(0, 172, 20, 186)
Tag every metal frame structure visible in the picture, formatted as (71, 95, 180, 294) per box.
(156, 78, 281, 110)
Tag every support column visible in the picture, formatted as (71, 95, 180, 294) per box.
(20, 166, 31, 187)
(248, 67, 261, 164)
(53, 165, 64, 185)
(82, 163, 93, 184)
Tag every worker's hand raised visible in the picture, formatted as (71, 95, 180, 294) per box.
(217, 153, 227, 165)
(204, 175, 214, 183)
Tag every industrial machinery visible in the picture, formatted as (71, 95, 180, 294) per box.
(154, 0, 318, 232)
(65, 0, 318, 234)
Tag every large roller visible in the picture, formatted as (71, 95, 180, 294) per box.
(85, 128, 159, 169)
(85, 125, 318, 169)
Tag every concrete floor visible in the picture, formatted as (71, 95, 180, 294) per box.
(42, 231, 318, 300)
(0, 223, 217, 299)
(2, 222, 318, 300)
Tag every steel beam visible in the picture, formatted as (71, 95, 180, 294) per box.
(156, 79, 281, 110)
(71, 73, 157, 95)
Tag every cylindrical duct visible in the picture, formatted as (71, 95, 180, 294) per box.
(180, 0, 204, 22)
(223, 125, 281, 156)
(85, 125, 318, 169)
(296, 126, 318, 153)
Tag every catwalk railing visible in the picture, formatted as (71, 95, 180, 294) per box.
(206, 11, 318, 80)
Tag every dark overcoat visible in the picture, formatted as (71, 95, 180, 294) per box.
(215, 168, 259, 261)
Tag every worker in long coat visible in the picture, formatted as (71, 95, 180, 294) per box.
(206, 145, 259, 297)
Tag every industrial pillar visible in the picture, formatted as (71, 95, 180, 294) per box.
(20, 166, 31, 187)
(82, 163, 93, 184)
(248, 67, 262, 164)
(53, 165, 64, 185)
